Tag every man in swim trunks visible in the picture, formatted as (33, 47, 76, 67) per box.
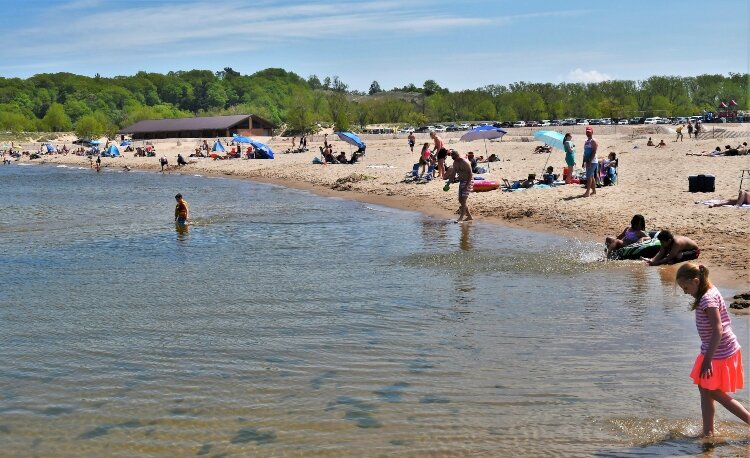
(446, 150, 473, 223)
(430, 131, 446, 177)
(642, 230, 700, 265)
(174, 193, 190, 225)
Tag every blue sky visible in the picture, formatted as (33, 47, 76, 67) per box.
(0, 0, 747, 91)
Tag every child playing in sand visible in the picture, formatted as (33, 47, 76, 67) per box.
(675, 263, 750, 436)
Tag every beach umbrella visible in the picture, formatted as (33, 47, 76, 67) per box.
(232, 134, 252, 144)
(120, 140, 132, 146)
(336, 131, 366, 150)
(533, 130, 566, 175)
(460, 125, 506, 159)
(45, 143, 57, 152)
(248, 139, 274, 159)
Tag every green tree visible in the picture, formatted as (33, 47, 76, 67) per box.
(41, 103, 72, 131)
(74, 114, 104, 139)
(474, 100, 497, 120)
(368, 81, 382, 95)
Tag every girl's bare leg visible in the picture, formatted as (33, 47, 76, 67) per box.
(708, 389, 750, 424)
(699, 387, 716, 436)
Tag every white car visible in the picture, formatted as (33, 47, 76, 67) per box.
(458, 123, 471, 130)
(513, 121, 526, 128)
(644, 117, 659, 125)
(617, 119, 628, 125)
(540, 120, 551, 126)
(433, 125, 447, 132)
(576, 119, 589, 125)
(398, 127, 414, 134)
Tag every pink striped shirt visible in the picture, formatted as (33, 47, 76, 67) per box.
(695, 287, 740, 359)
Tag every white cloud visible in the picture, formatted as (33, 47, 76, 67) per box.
(566, 68, 613, 83)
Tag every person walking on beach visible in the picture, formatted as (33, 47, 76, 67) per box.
(687, 121, 694, 139)
(174, 193, 190, 225)
(581, 126, 598, 197)
(446, 150, 473, 223)
(563, 133, 576, 183)
(95, 154, 101, 172)
(408, 131, 416, 152)
(675, 263, 750, 436)
(694, 121, 702, 139)
(675, 124, 684, 142)
(159, 156, 168, 172)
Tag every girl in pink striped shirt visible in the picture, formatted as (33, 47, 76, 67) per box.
(676, 263, 750, 436)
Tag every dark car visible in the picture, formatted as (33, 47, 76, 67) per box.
(414, 126, 431, 133)
(550, 120, 562, 126)
(445, 124, 459, 132)
(629, 117, 645, 124)
(526, 120, 540, 127)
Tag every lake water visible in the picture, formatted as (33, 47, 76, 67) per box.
(1, 164, 748, 457)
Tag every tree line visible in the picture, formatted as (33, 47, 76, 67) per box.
(0, 67, 745, 138)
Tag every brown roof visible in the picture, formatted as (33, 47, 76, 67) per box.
(118, 114, 271, 134)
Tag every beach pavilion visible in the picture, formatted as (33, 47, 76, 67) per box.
(118, 114, 275, 140)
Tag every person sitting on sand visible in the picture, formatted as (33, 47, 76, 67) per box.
(647, 137, 655, 147)
(177, 154, 187, 166)
(707, 190, 750, 208)
(642, 230, 700, 266)
(605, 214, 650, 256)
(534, 144, 552, 154)
(736, 142, 748, 155)
(520, 173, 536, 189)
(467, 151, 479, 173)
(336, 151, 347, 163)
(322, 149, 338, 164)
(481, 153, 501, 163)
(542, 166, 558, 185)
(655, 139, 667, 148)
(722, 144, 740, 156)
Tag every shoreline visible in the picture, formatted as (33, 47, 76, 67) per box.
(14, 126, 750, 290)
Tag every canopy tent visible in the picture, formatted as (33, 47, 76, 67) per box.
(212, 141, 225, 152)
(120, 140, 132, 146)
(105, 144, 121, 157)
(45, 144, 57, 153)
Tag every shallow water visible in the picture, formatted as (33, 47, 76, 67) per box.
(1, 165, 748, 457)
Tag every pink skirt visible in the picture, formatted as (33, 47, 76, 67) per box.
(690, 349, 744, 392)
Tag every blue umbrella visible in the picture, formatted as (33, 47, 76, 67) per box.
(45, 143, 57, 152)
(460, 125, 506, 142)
(248, 140, 274, 159)
(460, 125, 507, 160)
(533, 130, 566, 151)
(232, 134, 252, 144)
(533, 130, 567, 175)
(336, 131, 366, 150)
(120, 140, 132, 146)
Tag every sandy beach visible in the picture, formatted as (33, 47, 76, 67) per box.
(18, 124, 750, 287)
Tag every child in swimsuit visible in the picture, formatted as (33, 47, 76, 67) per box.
(605, 214, 649, 256)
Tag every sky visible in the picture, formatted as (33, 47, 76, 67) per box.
(0, 0, 747, 91)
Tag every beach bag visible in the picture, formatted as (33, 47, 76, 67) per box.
(312, 156, 322, 164)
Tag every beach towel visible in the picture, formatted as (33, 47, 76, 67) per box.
(696, 200, 750, 208)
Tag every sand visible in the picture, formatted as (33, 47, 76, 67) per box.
(14, 124, 750, 288)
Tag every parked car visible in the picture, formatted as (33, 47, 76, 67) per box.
(617, 119, 628, 125)
(458, 123, 471, 130)
(512, 121, 526, 128)
(600, 118, 612, 125)
(589, 119, 602, 125)
(576, 119, 590, 125)
(414, 126, 431, 133)
(526, 120, 540, 127)
(561, 118, 576, 126)
(644, 117, 659, 125)
(398, 127, 414, 133)
(549, 120, 562, 126)
(656, 117, 670, 124)
(445, 124, 459, 132)
(432, 125, 447, 132)
(629, 117, 645, 124)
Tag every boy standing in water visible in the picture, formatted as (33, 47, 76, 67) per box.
(446, 150, 473, 223)
(174, 193, 190, 225)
